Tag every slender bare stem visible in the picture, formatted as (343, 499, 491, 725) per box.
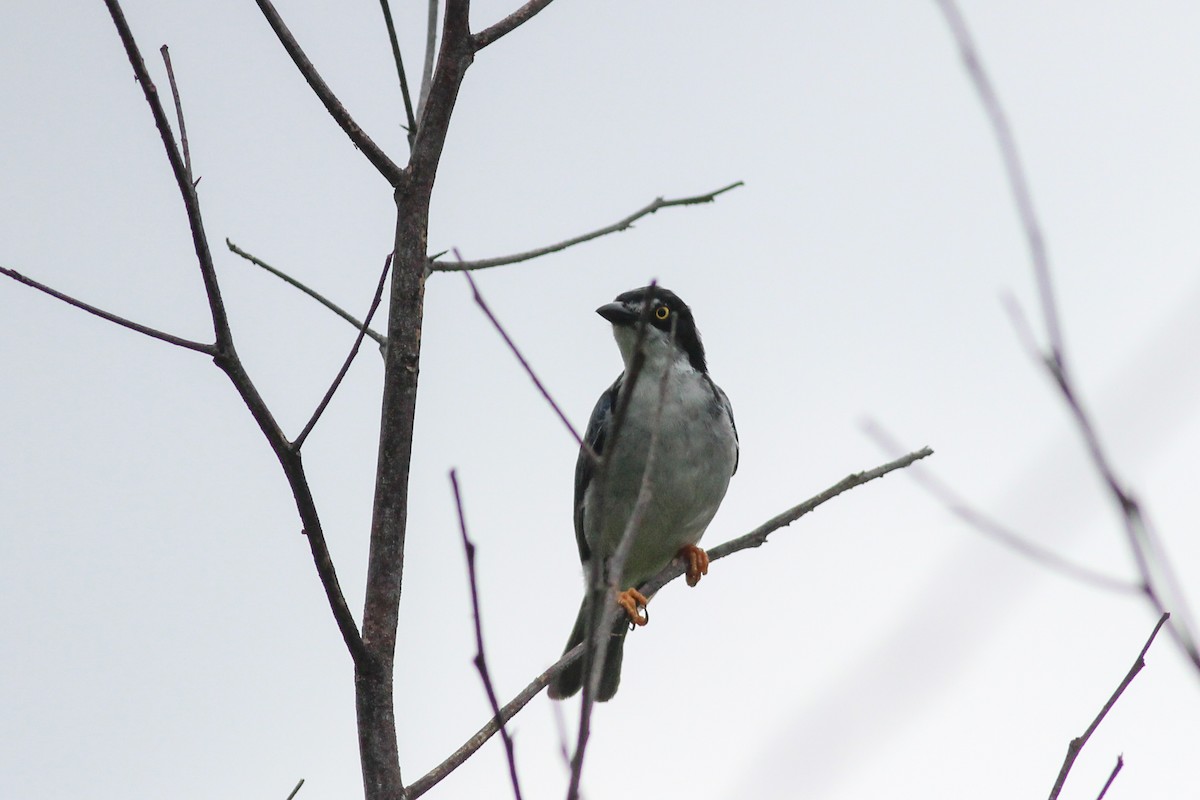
(225, 240, 387, 348)
(935, 0, 1200, 674)
(284, 778, 305, 800)
(103, 0, 366, 668)
(411, 449, 932, 796)
(472, 0, 557, 50)
(933, 0, 1061, 361)
(433, 182, 743, 272)
(293, 256, 392, 449)
(253, 0, 404, 185)
(1095, 756, 1123, 800)
(864, 422, 1138, 593)
(1047, 613, 1169, 800)
(159, 46, 192, 182)
(417, 0, 438, 121)
(1, 266, 215, 354)
(378, 0, 418, 148)
(462, 268, 591, 457)
(449, 471, 524, 800)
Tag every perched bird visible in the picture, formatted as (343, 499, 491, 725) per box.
(548, 285, 739, 701)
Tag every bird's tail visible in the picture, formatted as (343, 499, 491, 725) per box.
(547, 601, 628, 702)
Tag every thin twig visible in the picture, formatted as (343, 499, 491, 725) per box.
(570, 311, 674, 799)
(253, 0, 404, 186)
(159, 46, 192, 183)
(431, 182, 744, 272)
(408, 449, 932, 797)
(449, 471, 524, 800)
(284, 778, 305, 800)
(293, 256, 392, 449)
(1095, 756, 1123, 800)
(472, 0, 557, 50)
(225, 239, 386, 349)
(405, 642, 583, 799)
(935, 0, 1200, 674)
(933, 0, 1061, 361)
(0, 266, 215, 355)
(416, 0, 438, 122)
(864, 422, 1138, 594)
(1047, 613, 1169, 800)
(377, 0, 418, 148)
(104, 0, 366, 666)
(462, 267, 591, 457)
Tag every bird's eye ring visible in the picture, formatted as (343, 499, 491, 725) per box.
(655, 306, 670, 320)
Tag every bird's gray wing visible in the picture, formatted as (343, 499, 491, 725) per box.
(710, 378, 739, 475)
(573, 374, 622, 563)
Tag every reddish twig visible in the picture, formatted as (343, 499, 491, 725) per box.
(159, 45, 193, 183)
(461, 266, 591, 456)
(449, 471, 523, 800)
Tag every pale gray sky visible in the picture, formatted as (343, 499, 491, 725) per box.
(3, 2, 1199, 798)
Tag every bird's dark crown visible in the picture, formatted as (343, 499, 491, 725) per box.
(612, 285, 707, 373)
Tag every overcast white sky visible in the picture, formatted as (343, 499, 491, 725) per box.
(3, 2, 1199, 798)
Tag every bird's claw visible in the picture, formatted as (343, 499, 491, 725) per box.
(678, 544, 709, 587)
(617, 588, 649, 629)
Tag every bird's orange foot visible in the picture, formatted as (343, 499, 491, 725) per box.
(616, 588, 649, 628)
(678, 544, 709, 587)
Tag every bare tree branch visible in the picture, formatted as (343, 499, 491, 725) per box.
(864, 421, 1139, 594)
(933, 0, 1062, 361)
(284, 778, 305, 800)
(463, 268, 591, 456)
(1047, 613, 1168, 800)
(1095, 756, 1123, 800)
(935, 0, 1200, 674)
(159, 46, 192, 183)
(410, 448, 933, 797)
(0, 266, 215, 355)
(472, 0, 557, 50)
(377, 0, 418, 149)
(225, 239, 387, 349)
(103, 0, 368, 668)
(253, 0, 405, 186)
(406, 643, 583, 799)
(449, 471, 523, 800)
(432, 182, 743, 272)
(293, 256, 392, 449)
(416, 0, 439, 121)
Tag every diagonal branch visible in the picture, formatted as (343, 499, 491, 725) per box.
(864, 422, 1139, 594)
(417, 0, 439, 120)
(463, 268, 590, 455)
(408, 448, 933, 797)
(253, 0, 405, 186)
(226, 239, 387, 349)
(450, 471, 524, 800)
(431, 182, 744, 272)
(159, 46, 192, 183)
(103, 0, 366, 666)
(1, 266, 215, 355)
(377, 0, 418, 148)
(1047, 613, 1169, 800)
(1095, 756, 1123, 800)
(935, 0, 1200, 674)
(293, 256, 392, 449)
(472, 0, 557, 50)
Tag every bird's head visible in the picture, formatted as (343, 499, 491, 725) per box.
(596, 285, 707, 373)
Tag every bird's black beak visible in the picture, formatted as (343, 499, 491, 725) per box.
(596, 302, 638, 326)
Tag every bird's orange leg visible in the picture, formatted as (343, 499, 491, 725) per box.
(616, 588, 649, 627)
(678, 544, 709, 587)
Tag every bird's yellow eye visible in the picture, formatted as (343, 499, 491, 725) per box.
(655, 306, 670, 320)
